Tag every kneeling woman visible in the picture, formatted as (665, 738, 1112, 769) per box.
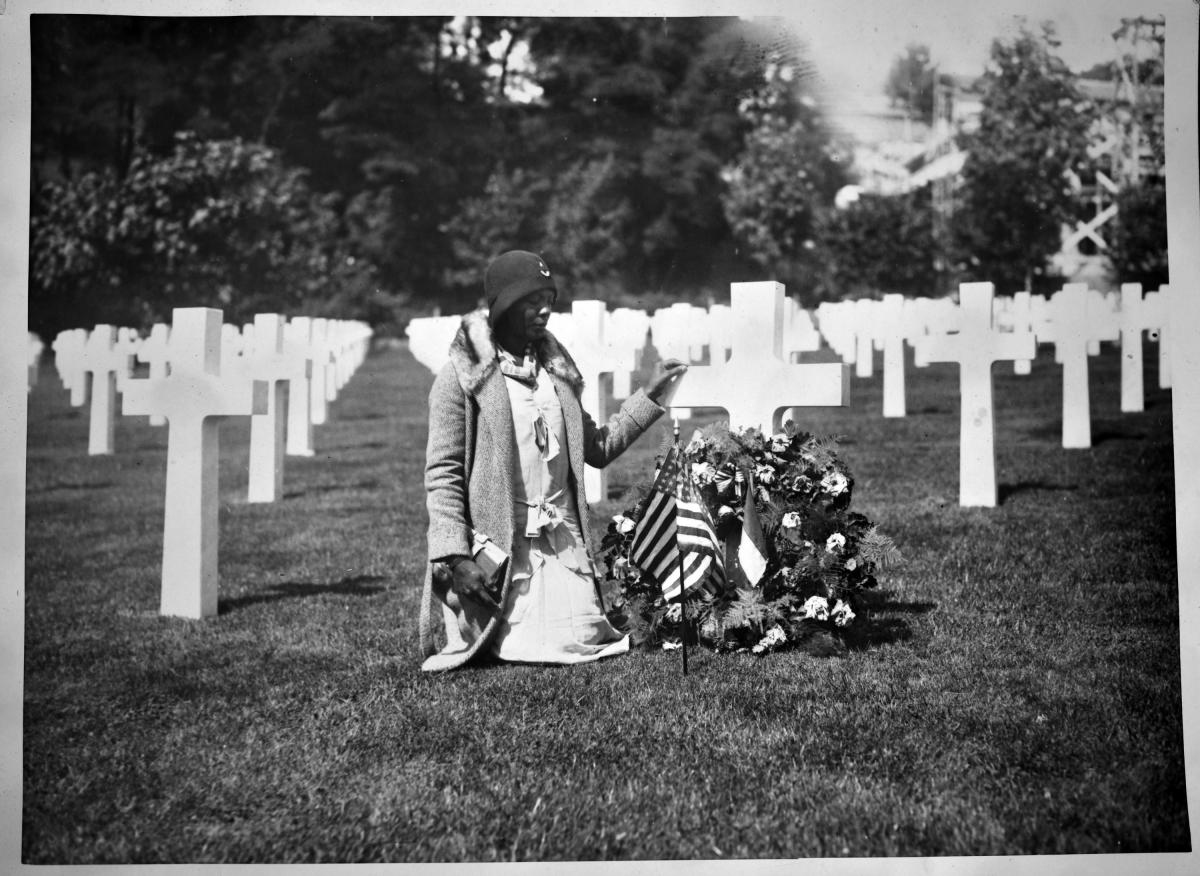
(419, 250, 685, 671)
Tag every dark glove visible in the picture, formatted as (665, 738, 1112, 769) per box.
(446, 555, 501, 615)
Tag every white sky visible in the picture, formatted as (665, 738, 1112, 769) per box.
(783, 0, 1167, 104)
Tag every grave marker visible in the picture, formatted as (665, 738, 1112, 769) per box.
(670, 281, 849, 432)
(121, 307, 268, 618)
(136, 323, 172, 426)
(1119, 283, 1147, 413)
(1051, 283, 1093, 449)
(878, 294, 906, 418)
(80, 324, 126, 455)
(52, 328, 89, 406)
(28, 332, 44, 393)
(914, 282, 1035, 507)
(239, 314, 305, 503)
(284, 317, 317, 457)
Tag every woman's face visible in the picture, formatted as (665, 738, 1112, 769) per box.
(497, 289, 555, 346)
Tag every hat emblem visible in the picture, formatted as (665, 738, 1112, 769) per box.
(539, 262, 550, 277)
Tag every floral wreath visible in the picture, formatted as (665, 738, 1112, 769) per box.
(599, 421, 901, 656)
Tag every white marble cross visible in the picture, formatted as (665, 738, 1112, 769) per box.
(1050, 283, 1093, 449)
(28, 332, 44, 393)
(309, 318, 333, 426)
(283, 317, 318, 457)
(1118, 283, 1148, 413)
(1010, 291, 1035, 375)
(561, 301, 614, 502)
(121, 307, 268, 618)
(878, 294, 907, 418)
(237, 314, 308, 503)
(113, 327, 141, 391)
(854, 298, 877, 378)
(405, 314, 467, 376)
(915, 282, 1035, 507)
(52, 328, 89, 407)
(1144, 286, 1171, 389)
(670, 281, 849, 432)
(80, 325, 129, 455)
(135, 323, 172, 426)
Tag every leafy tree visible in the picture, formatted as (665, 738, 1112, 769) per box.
(884, 44, 939, 125)
(816, 186, 940, 297)
(951, 22, 1097, 292)
(29, 134, 394, 339)
(1105, 180, 1168, 289)
(719, 48, 850, 301)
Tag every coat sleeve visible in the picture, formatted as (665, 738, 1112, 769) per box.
(425, 363, 473, 562)
(580, 387, 664, 469)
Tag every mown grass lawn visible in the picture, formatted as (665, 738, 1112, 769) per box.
(22, 334, 1186, 862)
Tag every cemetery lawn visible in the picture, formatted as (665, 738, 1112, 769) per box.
(23, 339, 1186, 862)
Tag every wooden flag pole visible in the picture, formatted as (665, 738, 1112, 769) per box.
(673, 418, 688, 676)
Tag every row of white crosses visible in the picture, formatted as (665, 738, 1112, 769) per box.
(132, 309, 370, 617)
(404, 280, 1171, 510)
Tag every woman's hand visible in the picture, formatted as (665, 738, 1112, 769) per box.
(448, 556, 501, 615)
(645, 358, 688, 404)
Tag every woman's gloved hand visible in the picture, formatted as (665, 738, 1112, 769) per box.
(645, 358, 688, 404)
(446, 555, 500, 615)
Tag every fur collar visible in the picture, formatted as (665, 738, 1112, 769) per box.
(448, 309, 584, 395)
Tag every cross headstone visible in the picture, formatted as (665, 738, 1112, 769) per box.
(1146, 286, 1171, 389)
(854, 298, 877, 378)
(878, 294, 907, 418)
(406, 314, 466, 375)
(284, 317, 317, 457)
(135, 323, 172, 426)
(239, 313, 307, 503)
(121, 307, 268, 618)
(566, 301, 613, 502)
(52, 328, 89, 407)
(670, 281, 849, 432)
(28, 332, 44, 393)
(1118, 283, 1147, 413)
(1086, 288, 1120, 356)
(1049, 283, 1092, 449)
(113, 328, 141, 391)
(80, 325, 128, 455)
(1010, 291, 1035, 375)
(914, 282, 1035, 507)
(309, 318, 332, 426)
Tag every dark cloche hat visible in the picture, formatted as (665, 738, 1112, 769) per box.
(485, 250, 558, 327)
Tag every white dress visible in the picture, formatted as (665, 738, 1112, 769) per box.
(489, 365, 630, 664)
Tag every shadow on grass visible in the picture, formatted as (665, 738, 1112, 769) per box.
(284, 479, 382, 498)
(842, 590, 937, 651)
(28, 480, 117, 493)
(218, 573, 387, 613)
(998, 481, 1079, 505)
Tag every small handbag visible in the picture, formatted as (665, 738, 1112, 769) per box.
(468, 530, 509, 596)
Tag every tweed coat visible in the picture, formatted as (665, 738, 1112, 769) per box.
(419, 310, 665, 671)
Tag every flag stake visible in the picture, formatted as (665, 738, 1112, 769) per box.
(673, 418, 688, 676)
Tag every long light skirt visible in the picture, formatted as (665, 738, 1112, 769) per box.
(491, 521, 629, 665)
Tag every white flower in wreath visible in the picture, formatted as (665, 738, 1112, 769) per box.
(612, 557, 629, 577)
(755, 464, 776, 485)
(821, 470, 849, 496)
(666, 602, 683, 622)
(717, 505, 736, 522)
(692, 461, 716, 484)
(781, 511, 802, 531)
(770, 433, 791, 453)
(800, 596, 829, 621)
(685, 434, 708, 455)
(752, 624, 788, 654)
(825, 532, 846, 553)
(613, 514, 636, 534)
(844, 557, 858, 571)
(831, 599, 855, 627)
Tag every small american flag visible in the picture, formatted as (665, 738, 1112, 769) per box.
(629, 447, 726, 601)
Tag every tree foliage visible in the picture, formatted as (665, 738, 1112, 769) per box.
(29, 134, 404, 338)
(816, 186, 940, 297)
(719, 50, 850, 301)
(950, 23, 1098, 293)
(1106, 180, 1168, 289)
(884, 44, 939, 125)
